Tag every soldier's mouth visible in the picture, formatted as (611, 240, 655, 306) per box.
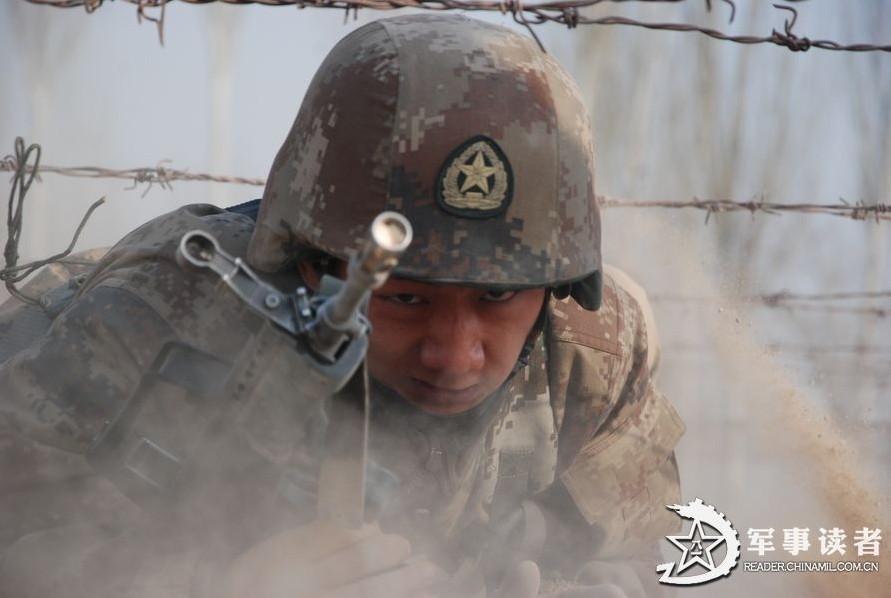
(406, 378, 482, 412)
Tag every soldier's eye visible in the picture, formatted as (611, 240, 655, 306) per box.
(384, 293, 425, 305)
(482, 290, 517, 302)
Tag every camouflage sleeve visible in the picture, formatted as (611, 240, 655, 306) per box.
(542, 274, 685, 592)
(0, 286, 177, 451)
(0, 205, 260, 597)
(0, 285, 208, 597)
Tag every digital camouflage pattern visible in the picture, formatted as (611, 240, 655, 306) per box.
(0, 14, 683, 596)
(0, 205, 682, 597)
(548, 278, 684, 561)
(0, 206, 328, 596)
(249, 15, 603, 308)
(0, 250, 105, 365)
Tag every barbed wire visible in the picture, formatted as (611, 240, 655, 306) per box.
(3, 159, 889, 221)
(3, 140, 888, 328)
(667, 342, 891, 356)
(657, 302, 890, 319)
(0, 161, 267, 198)
(3, 158, 888, 222)
(599, 196, 891, 223)
(24, 0, 891, 54)
(654, 290, 891, 303)
(1, 139, 106, 305)
(652, 291, 891, 318)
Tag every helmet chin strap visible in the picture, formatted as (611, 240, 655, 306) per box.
(510, 288, 551, 377)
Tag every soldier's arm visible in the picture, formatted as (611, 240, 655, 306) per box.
(0, 283, 184, 596)
(0, 205, 439, 598)
(0, 205, 250, 596)
(541, 274, 685, 596)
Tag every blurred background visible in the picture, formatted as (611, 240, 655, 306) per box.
(1, 1, 889, 596)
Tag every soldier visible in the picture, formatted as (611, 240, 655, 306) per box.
(0, 14, 684, 598)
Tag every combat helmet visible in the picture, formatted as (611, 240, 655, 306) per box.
(248, 14, 603, 310)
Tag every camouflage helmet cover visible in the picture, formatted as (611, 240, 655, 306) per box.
(248, 14, 603, 309)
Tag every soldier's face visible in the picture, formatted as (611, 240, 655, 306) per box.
(365, 278, 546, 415)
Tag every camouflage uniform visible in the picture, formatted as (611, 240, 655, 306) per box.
(0, 14, 684, 598)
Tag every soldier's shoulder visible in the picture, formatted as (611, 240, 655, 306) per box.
(546, 268, 648, 358)
(109, 203, 255, 256)
(83, 203, 253, 282)
(76, 203, 259, 329)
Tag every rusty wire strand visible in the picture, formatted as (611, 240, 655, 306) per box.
(135, 0, 167, 45)
(2, 158, 889, 222)
(3, 143, 888, 323)
(1, 139, 107, 305)
(654, 290, 891, 303)
(667, 342, 891, 356)
(599, 195, 891, 223)
(767, 304, 889, 318)
(0, 161, 266, 197)
(24, 0, 891, 54)
(652, 290, 891, 318)
(655, 300, 891, 319)
(3, 138, 41, 305)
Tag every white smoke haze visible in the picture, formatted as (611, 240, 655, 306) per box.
(0, 1, 889, 597)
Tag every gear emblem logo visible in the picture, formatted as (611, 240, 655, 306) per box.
(436, 135, 513, 219)
(657, 498, 741, 586)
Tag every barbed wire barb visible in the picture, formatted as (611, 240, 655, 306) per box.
(2, 155, 889, 222)
(667, 342, 891, 356)
(652, 289, 891, 318)
(1, 138, 107, 305)
(0, 160, 266, 189)
(135, 0, 167, 46)
(597, 195, 891, 222)
(24, 0, 891, 54)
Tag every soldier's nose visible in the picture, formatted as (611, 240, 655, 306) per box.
(419, 309, 485, 375)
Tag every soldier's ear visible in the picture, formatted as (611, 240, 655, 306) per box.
(297, 258, 346, 291)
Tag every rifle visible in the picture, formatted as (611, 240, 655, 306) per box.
(85, 209, 543, 593)
(87, 211, 412, 529)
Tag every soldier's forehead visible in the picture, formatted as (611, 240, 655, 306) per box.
(380, 275, 544, 292)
